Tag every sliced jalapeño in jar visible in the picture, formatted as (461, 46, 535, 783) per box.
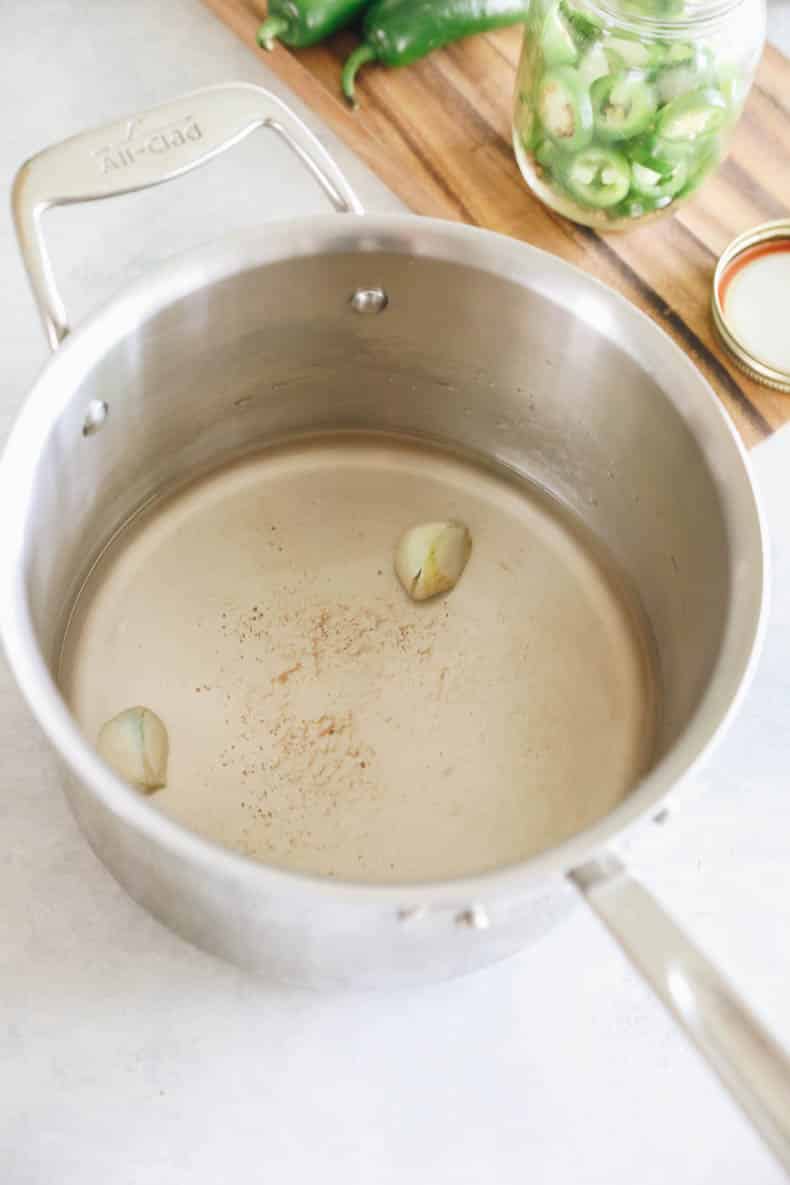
(538, 65, 594, 149)
(591, 71, 658, 139)
(512, 0, 765, 229)
(563, 145, 631, 206)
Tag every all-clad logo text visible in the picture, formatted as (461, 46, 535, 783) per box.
(93, 115, 203, 174)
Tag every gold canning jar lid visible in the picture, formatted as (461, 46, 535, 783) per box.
(712, 219, 790, 394)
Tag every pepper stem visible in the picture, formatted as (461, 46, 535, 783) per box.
(256, 15, 289, 50)
(342, 44, 377, 106)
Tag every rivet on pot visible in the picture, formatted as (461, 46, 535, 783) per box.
(82, 400, 109, 436)
(350, 287, 388, 315)
(456, 906, 491, 930)
(397, 905, 427, 923)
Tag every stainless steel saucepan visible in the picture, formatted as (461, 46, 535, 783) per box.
(4, 83, 790, 1168)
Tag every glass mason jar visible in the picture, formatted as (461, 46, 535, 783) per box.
(512, 0, 766, 230)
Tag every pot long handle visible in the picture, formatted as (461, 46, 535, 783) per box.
(571, 854, 790, 1173)
(11, 82, 363, 351)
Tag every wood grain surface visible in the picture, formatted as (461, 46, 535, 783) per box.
(203, 0, 790, 446)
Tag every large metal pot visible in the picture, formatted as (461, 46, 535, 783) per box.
(4, 84, 790, 1165)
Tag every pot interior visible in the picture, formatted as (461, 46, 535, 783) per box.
(16, 229, 758, 882)
(59, 433, 657, 881)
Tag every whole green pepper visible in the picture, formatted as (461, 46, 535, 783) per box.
(342, 0, 531, 104)
(257, 0, 370, 50)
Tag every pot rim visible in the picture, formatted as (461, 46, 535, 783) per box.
(0, 213, 769, 908)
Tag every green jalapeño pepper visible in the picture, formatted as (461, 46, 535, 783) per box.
(562, 145, 631, 207)
(541, 3, 580, 66)
(656, 86, 729, 143)
(677, 135, 721, 196)
(257, 0, 369, 49)
(560, 3, 601, 48)
(342, 0, 531, 104)
(535, 137, 562, 171)
(629, 142, 689, 198)
(603, 34, 664, 72)
(655, 46, 713, 103)
(591, 71, 658, 140)
(538, 65, 593, 150)
(614, 193, 673, 219)
(540, 1, 600, 66)
(578, 42, 611, 87)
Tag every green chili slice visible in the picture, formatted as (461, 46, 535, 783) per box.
(677, 136, 722, 196)
(562, 145, 631, 207)
(655, 46, 713, 104)
(578, 43, 610, 87)
(535, 138, 562, 171)
(629, 145, 689, 198)
(560, 3, 602, 46)
(614, 193, 673, 219)
(603, 35, 663, 71)
(591, 72, 658, 141)
(541, 3, 579, 65)
(538, 66, 594, 150)
(656, 86, 729, 143)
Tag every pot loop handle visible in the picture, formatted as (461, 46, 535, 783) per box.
(11, 82, 364, 351)
(572, 854, 790, 1172)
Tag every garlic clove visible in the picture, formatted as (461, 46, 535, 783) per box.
(97, 706, 169, 792)
(395, 521, 472, 602)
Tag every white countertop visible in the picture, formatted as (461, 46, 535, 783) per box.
(3, 4, 790, 1183)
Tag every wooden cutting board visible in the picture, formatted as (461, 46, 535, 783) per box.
(203, 0, 789, 447)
